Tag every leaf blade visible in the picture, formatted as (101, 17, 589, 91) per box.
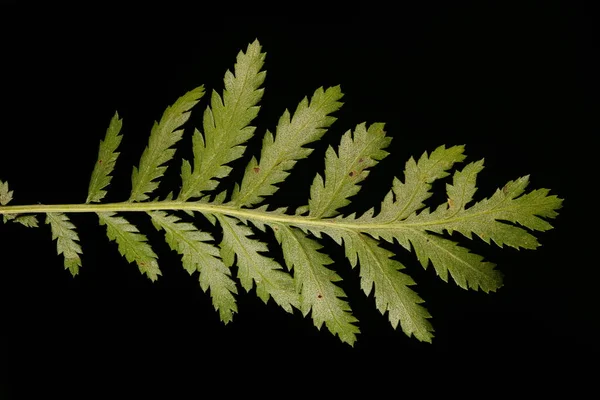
(46, 212, 83, 276)
(150, 211, 237, 323)
(343, 232, 434, 342)
(309, 122, 391, 218)
(179, 40, 266, 200)
(98, 212, 161, 281)
(373, 145, 466, 223)
(130, 86, 205, 202)
(275, 224, 359, 345)
(217, 215, 298, 314)
(231, 85, 344, 207)
(87, 112, 123, 204)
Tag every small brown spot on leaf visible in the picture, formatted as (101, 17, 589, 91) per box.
(358, 157, 364, 163)
(317, 294, 323, 299)
(253, 167, 260, 173)
(348, 171, 356, 177)
(98, 159, 103, 165)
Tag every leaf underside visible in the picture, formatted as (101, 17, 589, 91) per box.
(0, 40, 563, 346)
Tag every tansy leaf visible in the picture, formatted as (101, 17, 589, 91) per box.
(0, 40, 563, 346)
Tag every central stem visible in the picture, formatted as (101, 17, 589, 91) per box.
(0, 200, 463, 232)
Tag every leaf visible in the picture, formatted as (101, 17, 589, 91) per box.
(150, 211, 237, 323)
(0, 180, 13, 205)
(403, 230, 502, 292)
(12, 215, 39, 228)
(309, 122, 391, 218)
(372, 145, 466, 223)
(342, 232, 434, 342)
(98, 212, 161, 281)
(0, 180, 38, 227)
(216, 215, 298, 313)
(231, 85, 344, 207)
(46, 212, 83, 276)
(0, 39, 564, 346)
(130, 86, 205, 202)
(179, 40, 266, 201)
(274, 224, 359, 346)
(408, 170, 564, 250)
(87, 112, 123, 204)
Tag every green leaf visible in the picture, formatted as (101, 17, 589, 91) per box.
(216, 215, 298, 313)
(150, 211, 237, 323)
(409, 171, 563, 250)
(12, 215, 39, 228)
(0, 180, 13, 205)
(179, 40, 266, 201)
(0, 183, 39, 227)
(342, 232, 434, 342)
(373, 145, 466, 223)
(98, 212, 161, 281)
(232, 85, 344, 207)
(309, 122, 391, 218)
(0, 40, 564, 346)
(402, 230, 502, 292)
(130, 86, 205, 202)
(87, 112, 123, 204)
(46, 212, 83, 276)
(274, 224, 359, 346)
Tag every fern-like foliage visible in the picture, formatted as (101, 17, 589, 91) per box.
(0, 40, 563, 346)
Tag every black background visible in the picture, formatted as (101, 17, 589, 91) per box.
(1, 3, 595, 396)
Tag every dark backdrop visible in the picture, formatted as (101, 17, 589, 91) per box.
(1, 3, 594, 395)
